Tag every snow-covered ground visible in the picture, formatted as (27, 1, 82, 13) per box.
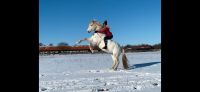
(39, 51, 161, 92)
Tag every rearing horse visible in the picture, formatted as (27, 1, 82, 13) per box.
(76, 20, 129, 70)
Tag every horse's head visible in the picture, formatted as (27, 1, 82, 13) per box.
(87, 20, 102, 33)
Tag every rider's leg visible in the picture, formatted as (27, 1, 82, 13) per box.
(103, 35, 113, 49)
(103, 37, 108, 49)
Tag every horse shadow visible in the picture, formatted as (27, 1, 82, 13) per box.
(130, 61, 160, 69)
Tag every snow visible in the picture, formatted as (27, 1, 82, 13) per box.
(39, 51, 161, 92)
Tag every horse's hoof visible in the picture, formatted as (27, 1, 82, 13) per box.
(113, 69, 117, 71)
(113, 68, 117, 71)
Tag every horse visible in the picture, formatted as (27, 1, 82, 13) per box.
(76, 20, 130, 70)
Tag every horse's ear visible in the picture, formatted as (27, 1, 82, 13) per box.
(92, 19, 97, 23)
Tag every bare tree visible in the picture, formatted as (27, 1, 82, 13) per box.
(39, 43, 44, 46)
(49, 43, 53, 46)
(153, 43, 161, 49)
(57, 42, 69, 46)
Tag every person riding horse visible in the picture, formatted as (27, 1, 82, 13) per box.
(95, 20, 113, 49)
(76, 20, 129, 70)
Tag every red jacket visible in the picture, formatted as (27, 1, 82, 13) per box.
(97, 26, 112, 36)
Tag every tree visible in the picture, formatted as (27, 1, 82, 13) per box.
(153, 43, 161, 49)
(124, 44, 132, 48)
(39, 43, 44, 46)
(57, 42, 69, 46)
(49, 43, 53, 46)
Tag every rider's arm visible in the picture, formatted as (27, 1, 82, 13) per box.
(97, 27, 107, 33)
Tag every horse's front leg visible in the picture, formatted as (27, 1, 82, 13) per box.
(76, 38, 95, 53)
(76, 38, 89, 44)
(89, 43, 94, 53)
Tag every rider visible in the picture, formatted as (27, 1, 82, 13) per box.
(95, 20, 113, 49)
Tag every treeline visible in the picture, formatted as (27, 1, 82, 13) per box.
(39, 42, 160, 55)
(39, 42, 69, 47)
(123, 43, 161, 52)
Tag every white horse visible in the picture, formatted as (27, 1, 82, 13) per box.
(76, 20, 130, 70)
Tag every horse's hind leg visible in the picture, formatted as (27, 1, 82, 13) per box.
(113, 56, 119, 70)
(111, 55, 116, 70)
(111, 54, 119, 70)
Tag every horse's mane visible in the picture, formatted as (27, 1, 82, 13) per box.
(94, 21, 102, 27)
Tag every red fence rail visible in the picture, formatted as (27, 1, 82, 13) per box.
(39, 46, 91, 52)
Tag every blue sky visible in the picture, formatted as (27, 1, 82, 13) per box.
(39, 0, 161, 46)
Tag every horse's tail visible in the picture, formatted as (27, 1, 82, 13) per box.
(122, 48, 129, 69)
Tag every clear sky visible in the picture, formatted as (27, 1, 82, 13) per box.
(39, 0, 161, 46)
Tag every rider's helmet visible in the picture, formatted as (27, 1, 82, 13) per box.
(103, 20, 107, 26)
